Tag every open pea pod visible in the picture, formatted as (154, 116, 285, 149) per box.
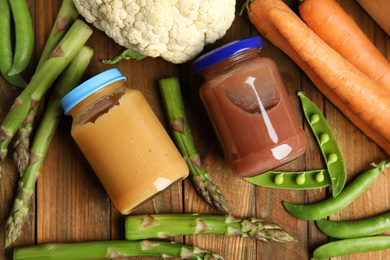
(298, 91, 346, 197)
(245, 169, 331, 190)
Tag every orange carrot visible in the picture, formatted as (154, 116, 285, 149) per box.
(299, 0, 390, 92)
(243, 0, 390, 156)
(268, 7, 390, 144)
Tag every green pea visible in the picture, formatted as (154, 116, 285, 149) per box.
(316, 211, 390, 239)
(274, 174, 284, 185)
(327, 153, 338, 164)
(296, 174, 305, 185)
(283, 160, 389, 220)
(245, 169, 331, 190)
(298, 91, 346, 198)
(312, 236, 390, 259)
(315, 172, 325, 182)
(310, 113, 320, 124)
(319, 133, 330, 144)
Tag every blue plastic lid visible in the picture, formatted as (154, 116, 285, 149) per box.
(61, 68, 126, 115)
(193, 36, 264, 74)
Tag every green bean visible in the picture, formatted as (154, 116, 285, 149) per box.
(316, 211, 390, 239)
(245, 169, 331, 190)
(298, 91, 346, 198)
(283, 160, 389, 220)
(7, 0, 34, 76)
(0, 0, 27, 88)
(312, 236, 390, 259)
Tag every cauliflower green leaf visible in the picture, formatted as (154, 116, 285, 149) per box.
(102, 48, 148, 64)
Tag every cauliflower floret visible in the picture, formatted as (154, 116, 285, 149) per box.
(73, 0, 235, 63)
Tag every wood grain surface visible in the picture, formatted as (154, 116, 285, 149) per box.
(1, 0, 389, 259)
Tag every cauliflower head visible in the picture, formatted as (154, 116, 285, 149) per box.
(73, 0, 236, 64)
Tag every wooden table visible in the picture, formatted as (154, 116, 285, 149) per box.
(1, 0, 389, 259)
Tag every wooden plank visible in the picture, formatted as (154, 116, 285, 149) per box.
(36, 1, 112, 245)
(1, 0, 390, 260)
(179, 3, 259, 259)
(106, 30, 185, 260)
(325, 1, 390, 260)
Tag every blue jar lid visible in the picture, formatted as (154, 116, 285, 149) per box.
(193, 36, 264, 74)
(61, 68, 127, 115)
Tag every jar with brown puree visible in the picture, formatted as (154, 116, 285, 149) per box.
(193, 36, 307, 178)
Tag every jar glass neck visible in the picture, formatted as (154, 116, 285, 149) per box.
(68, 80, 125, 117)
(200, 48, 261, 80)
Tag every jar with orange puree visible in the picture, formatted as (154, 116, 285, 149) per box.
(61, 69, 189, 214)
(193, 36, 307, 178)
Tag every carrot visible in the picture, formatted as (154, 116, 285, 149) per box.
(268, 7, 390, 144)
(243, 0, 390, 156)
(299, 0, 390, 92)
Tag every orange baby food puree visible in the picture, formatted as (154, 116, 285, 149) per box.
(64, 70, 188, 214)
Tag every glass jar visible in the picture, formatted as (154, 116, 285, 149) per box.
(61, 69, 189, 214)
(193, 37, 307, 178)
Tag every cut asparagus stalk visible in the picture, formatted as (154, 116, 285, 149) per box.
(13, 240, 223, 260)
(4, 46, 93, 248)
(125, 214, 296, 242)
(159, 77, 229, 213)
(0, 19, 92, 166)
(12, 0, 79, 174)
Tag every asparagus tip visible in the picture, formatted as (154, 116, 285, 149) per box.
(4, 220, 21, 248)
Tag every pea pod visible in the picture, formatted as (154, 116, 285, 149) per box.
(283, 160, 389, 220)
(245, 169, 331, 190)
(316, 211, 390, 239)
(0, 0, 27, 88)
(312, 236, 390, 259)
(298, 91, 346, 198)
(7, 0, 34, 76)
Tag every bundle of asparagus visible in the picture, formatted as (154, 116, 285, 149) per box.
(12, 0, 79, 174)
(5, 45, 94, 248)
(159, 78, 229, 213)
(13, 240, 223, 260)
(0, 19, 92, 179)
(125, 214, 296, 242)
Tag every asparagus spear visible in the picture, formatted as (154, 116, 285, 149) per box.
(0, 19, 92, 167)
(159, 77, 229, 213)
(4, 46, 94, 248)
(125, 214, 296, 242)
(13, 240, 223, 260)
(12, 0, 79, 174)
